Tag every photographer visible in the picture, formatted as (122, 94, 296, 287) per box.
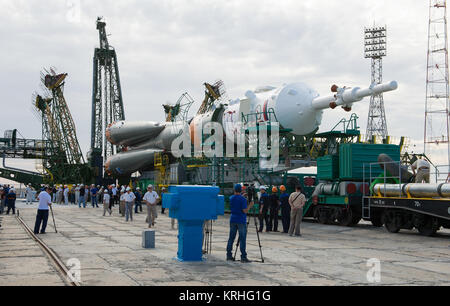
(226, 184, 254, 263)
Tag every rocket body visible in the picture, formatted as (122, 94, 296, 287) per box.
(105, 80, 398, 175)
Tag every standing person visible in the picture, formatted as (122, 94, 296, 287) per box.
(226, 184, 254, 263)
(96, 185, 102, 205)
(78, 184, 86, 208)
(70, 186, 76, 204)
(143, 185, 159, 228)
(75, 184, 80, 204)
(112, 185, 118, 205)
(268, 187, 280, 232)
(5, 188, 17, 215)
(411, 156, 431, 183)
(52, 186, 57, 202)
(279, 185, 291, 233)
(25, 184, 34, 205)
(258, 186, 270, 232)
(90, 185, 99, 208)
(85, 185, 90, 204)
(34, 186, 52, 234)
(124, 187, 136, 222)
(103, 189, 112, 216)
(63, 185, 69, 205)
(160, 187, 167, 214)
(288, 186, 306, 237)
(108, 186, 114, 210)
(56, 186, 63, 204)
(134, 187, 143, 214)
(119, 191, 126, 216)
(0, 187, 5, 214)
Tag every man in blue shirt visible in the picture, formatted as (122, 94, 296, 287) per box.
(5, 188, 17, 215)
(226, 184, 254, 263)
(279, 185, 291, 233)
(90, 185, 99, 208)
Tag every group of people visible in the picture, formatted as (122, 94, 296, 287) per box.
(31, 183, 173, 235)
(226, 183, 306, 263)
(0, 185, 17, 215)
(99, 184, 170, 228)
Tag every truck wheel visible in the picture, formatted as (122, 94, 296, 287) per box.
(350, 213, 361, 226)
(382, 210, 401, 233)
(371, 214, 383, 227)
(337, 208, 353, 227)
(315, 207, 331, 224)
(417, 216, 440, 237)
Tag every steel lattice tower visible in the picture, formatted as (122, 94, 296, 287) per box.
(365, 25, 388, 142)
(424, 0, 450, 167)
(91, 17, 125, 183)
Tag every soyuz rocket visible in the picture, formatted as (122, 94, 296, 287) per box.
(105, 80, 398, 176)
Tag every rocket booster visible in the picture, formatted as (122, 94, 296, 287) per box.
(104, 148, 161, 176)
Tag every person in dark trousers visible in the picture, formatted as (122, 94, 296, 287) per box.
(247, 184, 255, 204)
(0, 187, 6, 214)
(258, 186, 270, 232)
(5, 188, 17, 215)
(268, 187, 280, 232)
(108, 187, 114, 209)
(34, 187, 52, 234)
(78, 185, 86, 208)
(134, 187, 143, 213)
(226, 184, 254, 263)
(279, 185, 291, 233)
(90, 185, 99, 208)
(160, 187, 167, 214)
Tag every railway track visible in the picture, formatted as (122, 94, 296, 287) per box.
(16, 211, 81, 286)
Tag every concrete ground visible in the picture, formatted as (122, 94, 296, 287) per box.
(0, 199, 449, 286)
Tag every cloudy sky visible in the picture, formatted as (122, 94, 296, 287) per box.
(0, 0, 442, 183)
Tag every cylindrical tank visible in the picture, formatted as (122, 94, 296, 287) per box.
(373, 183, 450, 198)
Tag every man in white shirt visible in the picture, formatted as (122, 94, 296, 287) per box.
(103, 191, 112, 216)
(124, 187, 136, 221)
(63, 185, 69, 205)
(25, 184, 33, 205)
(143, 185, 159, 228)
(411, 157, 431, 183)
(34, 186, 52, 234)
(75, 184, 80, 204)
(288, 186, 306, 237)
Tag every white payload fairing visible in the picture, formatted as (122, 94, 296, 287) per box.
(105, 80, 398, 176)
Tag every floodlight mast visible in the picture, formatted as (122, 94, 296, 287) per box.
(364, 25, 388, 142)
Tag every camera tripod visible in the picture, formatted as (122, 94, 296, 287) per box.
(232, 210, 264, 263)
(202, 220, 213, 255)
